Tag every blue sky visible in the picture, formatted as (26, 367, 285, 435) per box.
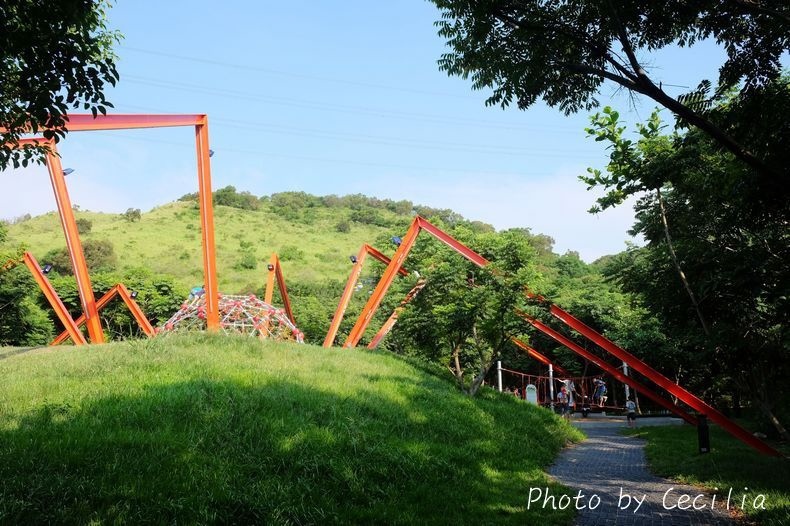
(2, 1, 730, 261)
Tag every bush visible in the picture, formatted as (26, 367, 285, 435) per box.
(335, 220, 351, 233)
(76, 218, 92, 234)
(43, 239, 118, 274)
(122, 208, 141, 222)
(234, 251, 257, 270)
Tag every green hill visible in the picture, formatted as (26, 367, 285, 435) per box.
(5, 192, 419, 292)
(0, 333, 582, 524)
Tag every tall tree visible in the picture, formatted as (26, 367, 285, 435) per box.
(581, 89, 789, 438)
(0, 0, 120, 169)
(430, 0, 789, 173)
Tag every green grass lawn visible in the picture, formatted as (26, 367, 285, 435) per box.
(624, 425, 790, 526)
(0, 334, 583, 524)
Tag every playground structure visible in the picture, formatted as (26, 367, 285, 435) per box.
(50, 282, 155, 345)
(1, 115, 220, 343)
(330, 216, 782, 457)
(322, 243, 412, 348)
(2, 114, 780, 456)
(159, 293, 304, 342)
(264, 253, 296, 326)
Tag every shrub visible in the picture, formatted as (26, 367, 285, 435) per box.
(76, 218, 92, 234)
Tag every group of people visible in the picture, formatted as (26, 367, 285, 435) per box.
(554, 377, 637, 426)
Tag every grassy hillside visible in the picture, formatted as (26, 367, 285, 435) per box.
(5, 199, 403, 292)
(0, 334, 582, 524)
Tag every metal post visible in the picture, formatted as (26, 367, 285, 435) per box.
(497, 360, 503, 392)
(548, 364, 555, 409)
(623, 362, 631, 399)
(195, 119, 219, 331)
(698, 415, 710, 453)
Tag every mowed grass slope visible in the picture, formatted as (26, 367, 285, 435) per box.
(0, 334, 582, 524)
(6, 201, 399, 291)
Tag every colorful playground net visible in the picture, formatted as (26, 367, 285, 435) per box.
(160, 293, 304, 343)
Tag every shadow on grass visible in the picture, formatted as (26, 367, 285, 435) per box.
(0, 376, 576, 525)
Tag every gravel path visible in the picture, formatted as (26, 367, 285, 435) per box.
(547, 416, 736, 525)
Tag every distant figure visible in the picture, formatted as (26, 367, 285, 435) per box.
(625, 397, 637, 428)
(557, 386, 570, 420)
(189, 285, 205, 300)
(513, 387, 521, 399)
(593, 377, 608, 407)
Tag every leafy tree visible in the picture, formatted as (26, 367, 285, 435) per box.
(581, 98, 789, 438)
(388, 227, 541, 396)
(121, 208, 141, 222)
(43, 238, 117, 274)
(430, 0, 789, 172)
(1, 0, 120, 169)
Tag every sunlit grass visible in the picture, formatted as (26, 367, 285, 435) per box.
(624, 425, 790, 526)
(1, 333, 582, 524)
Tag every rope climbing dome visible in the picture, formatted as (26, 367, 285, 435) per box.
(160, 293, 304, 343)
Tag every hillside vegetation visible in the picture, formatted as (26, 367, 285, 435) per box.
(0, 333, 582, 524)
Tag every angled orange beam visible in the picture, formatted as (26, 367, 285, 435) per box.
(519, 312, 698, 426)
(117, 284, 155, 336)
(51, 285, 120, 345)
(367, 278, 427, 349)
(264, 253, 295, 326)
(323, 244, 409, 348)
(12, 139, 106, 343)
(51, 284, 155, 345)
(510, 338, 569, 376)
(548, 303, 782, 457)
(10, 115, 220, 331)
(22, 252, 87, 345)
(344, 216, 489, 348)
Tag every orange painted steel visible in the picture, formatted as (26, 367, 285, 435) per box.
(367, 278, 427, 349)
(22, 251, 87, 345)
(510, 337, 569, 376)
(50, 283, 155, 345)
(14, 138, 105, 343)
(5, 114, 220, 332)
(264, 253, 296, 326)
(344, 216, 489, 348)
(548, 304, 783, 457)
(323, 243, 410, 348)
(518, 311, 698, 426)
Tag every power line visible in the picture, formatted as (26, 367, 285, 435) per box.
(90, 131, 566, 177)
(119, 74, 582, 133)
(120, 45, 477, 100)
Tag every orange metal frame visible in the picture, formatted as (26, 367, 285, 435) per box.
(21, 251, 87, 345)
(3, 114, 219, 333)
(323, 243, 410, 348)
(544, 303, 783, 457)
(517, 311, 698, 425)
(264, 253, 296, 326)
(367, 278, 427, 349)
(510, 337, 569, 376)
(344, 216, 489, 348)
(51, 283, 155, 345)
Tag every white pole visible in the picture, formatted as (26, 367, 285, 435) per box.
(548, 364, 555, 409)
(623, 362, 631, 399)
(497, 360, 503, 392)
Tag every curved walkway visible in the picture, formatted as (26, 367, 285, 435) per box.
(549, 416, 735, 525)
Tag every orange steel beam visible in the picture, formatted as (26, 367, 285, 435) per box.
(518, 311, 698, 426)
(22, 251, 87, 345)
(51, 284, 155, 345)
(323, 243, 410, 348)
(367, 278, 427, 349)
(116, 283, 156, 336)
(344, 216, 489, 348)
(510, 338, 569, 376)
(548, 304, 783, 457)
(7, 114, 220, 331)
(14, 139, 106, 343)
(51, 285, 120, 345)
(264, 253, 295, 326)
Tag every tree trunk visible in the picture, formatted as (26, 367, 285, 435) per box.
(758, 400, 790, 442)
(656, 187, 710, 335)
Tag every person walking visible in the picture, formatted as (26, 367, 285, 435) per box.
(625, 397, 637, 428)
